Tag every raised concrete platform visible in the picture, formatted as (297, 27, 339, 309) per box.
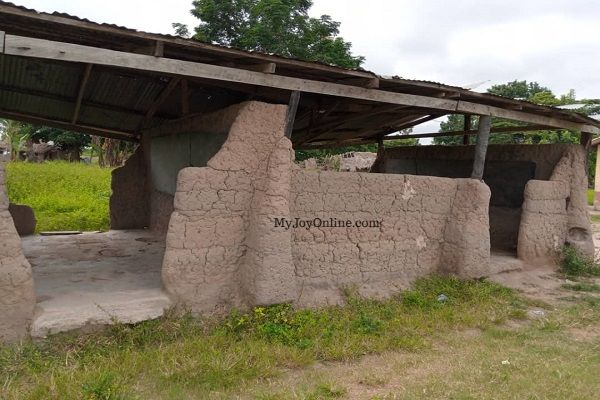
(23, 230, 171, 338)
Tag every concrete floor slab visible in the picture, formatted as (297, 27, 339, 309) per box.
(23, 230, 172, 338)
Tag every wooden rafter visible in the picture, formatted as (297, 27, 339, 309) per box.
(139, 76, 181, 130)
(0, 108, 138, 141)
(3, 33, 597, 134)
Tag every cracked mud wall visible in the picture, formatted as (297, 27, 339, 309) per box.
(162, 101, 296, 312)
(0, 162, 35, 342)
(291, 172, 491, 306)
(375, 143, 590, 257)
(162, 101, 491, 313)
(518, 146, 593, 263)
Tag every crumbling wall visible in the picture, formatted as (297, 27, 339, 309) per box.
(110, 147, 149, 229)
(374, 144, 588, 255)
(163, 101, 492, 312)
(518, 146, 593, 263)
(162, 101, 296, 312)
(291, 172, 490, 306)
(0, 163, 35, 342)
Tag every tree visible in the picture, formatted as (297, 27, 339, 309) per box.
(175, 0, 364, 69)
(28, 126, 91, 161)
(0, 119, 30, 161)
(434, 80, 581, 145)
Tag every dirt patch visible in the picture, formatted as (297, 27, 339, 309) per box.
(569, 326, 600, 343)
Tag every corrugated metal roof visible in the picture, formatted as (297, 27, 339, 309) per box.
(0, 0, 598, 145)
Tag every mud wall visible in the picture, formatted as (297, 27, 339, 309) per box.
(110, 147, 149, 229)
(374, 144, 586, 253)
(291, 171, 491, 306)
(162, 101, 492, 313)
(0, 162, 35, 342)
(162, 101, 296, 312)
(518, 146, 593, 263)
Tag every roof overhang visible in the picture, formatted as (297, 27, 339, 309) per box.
(0, 1, 598, 146)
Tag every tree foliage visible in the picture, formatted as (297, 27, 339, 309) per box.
(434, 80, 588, 146)
(176, 0, 364, 69)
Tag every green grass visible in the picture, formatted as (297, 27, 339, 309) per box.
(0, 276, 523, 400)
(5, 161, 112, 232)
(588, 189, 594, 206)
(562, 282, 600, 292)
(560, 246, 600, 277)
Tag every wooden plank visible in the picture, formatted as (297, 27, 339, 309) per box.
(295, 104, 410, 145)
(388, 124, 552, 140)
(0, 108, 138, 141)
(348, 114, 445, 143)
(0, 81, 175, 118)
(142, 76, 181, 126)
(471, 115, 492, 180)
(285, 91, 301, 139)
(2, 35, 458, 111)
(0, 5, 375, 79)
(71, 63, 92, 124)
(455, 101, 598, 133)
(3, 34, 599, 134)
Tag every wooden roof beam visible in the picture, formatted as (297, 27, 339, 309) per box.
(388, 124, 556, 140)
(0, 108, 138, 141)
(3, 33, 599, 134)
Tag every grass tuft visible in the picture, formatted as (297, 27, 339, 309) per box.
(559, 246, 600, 277)
(562, 282, 600, 292)
(5, 161, 112, 232)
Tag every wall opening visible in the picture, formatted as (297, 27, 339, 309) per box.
(5, 154, 173, 338)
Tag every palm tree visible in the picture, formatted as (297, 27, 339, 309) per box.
(0, 119, 30, 161)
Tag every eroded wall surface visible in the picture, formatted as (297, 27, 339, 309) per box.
(518, 146, 593, 263)
(162, 101, 492, 312)
(162, 101, 296, 312)
(374, 144, 592, 259)
(0, 163, 35, 342)
(291, 171, 491, 306)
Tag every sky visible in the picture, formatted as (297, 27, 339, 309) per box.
(11, 0, 600, 135)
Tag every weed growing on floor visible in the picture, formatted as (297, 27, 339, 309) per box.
(5, 161, 112, 232)
(0, 276, 523, 399)
(560, 246, 600, 277)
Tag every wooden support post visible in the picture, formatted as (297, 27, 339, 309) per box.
(462, 114, 471, 145)
(471, 115, 491, 180)
(284, 91, 301, 139)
